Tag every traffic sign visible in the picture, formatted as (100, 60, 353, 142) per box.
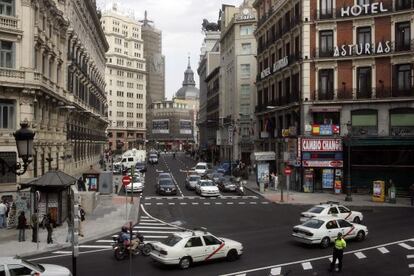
(284, 166, 292, 175)
(122, 175, 131, 186)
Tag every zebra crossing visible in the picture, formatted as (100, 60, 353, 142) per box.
(131, 215, 185, 243)
(141, 195, 271, 206)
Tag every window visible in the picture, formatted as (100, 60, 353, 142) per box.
(395, 22, 411, 51)
(0, 100, 15, 129)
(351, 109, 378, 135)
(240, 25, 253, 36)
(319, 30, 333, 57)
(357, 67, 372, 98)
(240, 84, 250, 98)
(318, 69, 334, 100)
(0, 40, 14, 68)
(396, 0, 412, 10)
(240, 64, 250, 77)
(356, 27, 371, 54)
(325, 220, 339, 229)
(328, 207, 338, 214)
(395, 64, 412, 92)
(338, 219, 352, 228)
(185, 237, 203, 247)
(7, 264, 34, 275)
(390, 108, 414, 136)
(357, 0, 370, 5)
(338, 206, 350, 213)
(319, 0, 333, 18)
(302, 219, 324, 229)
(241, 43, 251, 54)
(203, 235, 222, 246)
(0, 265, 5, 276)
(0, 0, 14, 16)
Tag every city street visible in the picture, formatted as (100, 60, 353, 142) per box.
(26, 153, 414, 276)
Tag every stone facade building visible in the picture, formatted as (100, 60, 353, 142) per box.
(101, 5, 147, 152)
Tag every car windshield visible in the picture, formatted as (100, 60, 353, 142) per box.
(302, 219, 324, 229)
(161, 234, 182, 247)
(136, 163, 144, 167)
(160, 179, 174, 187)
(22, 259, 45, 272)
(150, 154, 157, 158)
(189, 176, 200, 181)
(132, 176, 142, 182)
(159, 174, 171, 179)
(200, 181, 214, 187)
(196, 165, 206, 169)
(308, 206, 325, 214)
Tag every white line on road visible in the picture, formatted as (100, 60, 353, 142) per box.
(144, 235, 169, 239)
(378, 247, 389, 254)
(204, 202, 211, 205)
(239, 202, 246, 205)
(134, 230, 180, 234)
(140, 219, 156, 222)
(192, 202, 199, 205)
(96, 240, 114, 243)
(301, 262, 312, 270)
(134, 226, 179, 230)
(407, 255, 414, 259)
(180, 202, 187, 205)
(261, 202, 270, 204)
(156, 203, 164, 205)
(399, 243, 414, 250)
(79, 245, 112, 249)
(141, 216, 149, 219)
(29, 248, 111, 261)
(168, 202, 175, 205)
(215, 202, 222, 205)
(53, 251, 72, 254)
(144, 203, 152, 205)
(409, 264, 414, 268)
(270, 267, 281, 275)
(227, 202, 234, 205)
(354, 252, 366, 259)
(250, 202, 257, 204)
(138, 222, 165, 226)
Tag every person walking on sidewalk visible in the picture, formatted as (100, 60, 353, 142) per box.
(0, 200, 7, 229)
(31, 211, 38, 242)
(17, 211, 27, 242)
(329, 232, 346, 272)
(409, 183, 414, 206)
(42, 213, 54, 244)
(78, 205, 85, 237)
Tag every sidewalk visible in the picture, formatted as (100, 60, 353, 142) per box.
(245, 176, 413, 207)
(0, 195, 140, 257)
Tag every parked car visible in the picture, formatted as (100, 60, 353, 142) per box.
(195, 179, 220, 197)
(300, 202, 364, 223)
(0, 256, 72, 276)
(217, 176, 237, 192)
(292, 216, 368, 248)
(156, 178, 177, 195)
(148, 153, 158, 164)
(185, 175, 201, 190)
(150, 229, 243, 269)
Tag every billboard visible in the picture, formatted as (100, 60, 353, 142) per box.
(179, 120, 192, 135)
(152, 119, 169, 134)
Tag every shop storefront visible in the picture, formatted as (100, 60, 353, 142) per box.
(299, 137, 343, 193)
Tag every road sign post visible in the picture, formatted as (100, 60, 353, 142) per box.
(284, 166, 292, 203)
(122, 175, 131, 221)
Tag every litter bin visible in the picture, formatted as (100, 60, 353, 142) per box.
(259, 182, 265, 193)
(388, 184, 396, 204)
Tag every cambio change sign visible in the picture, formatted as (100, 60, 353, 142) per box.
(301, 138, 343, 152)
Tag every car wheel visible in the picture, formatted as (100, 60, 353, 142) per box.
(179, 256, 192, 269)
(353, 216, 361, 224)
(320, 237, 330, 249)
(356, 230, 365, 241)
(142, 243, 152, 256)
(226, 249, 239, 262)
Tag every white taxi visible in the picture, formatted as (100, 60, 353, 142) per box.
(125, 175, 144, 193)
(150, 229, 243, 269)
(292, 216, 368, 248)
(300, 202, 363, 223)
(195, 180, 220, 197)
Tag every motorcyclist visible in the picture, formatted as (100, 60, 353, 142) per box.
(120, 226, 139, 251)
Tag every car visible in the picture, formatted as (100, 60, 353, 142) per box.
(125, 175, 144, 193)
(150, 229, 243, 269)
(0, 256, 72, 276)
(185, 175, 201, 190)
(207, 172, 224, 184)
(195, 180, 220, 197)
(157, 172, 172, 182)
(148, 153, 158, 164)
(135, 162, 147, 173)
(156, 178, 177, 195)
(194, 162, 209, 176)
(300, 202, 364, 223)
(292, 216, 368, 248)
(217, 176, 237, 192)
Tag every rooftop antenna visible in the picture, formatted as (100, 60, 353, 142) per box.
(139, 10, 154, 26)
(187, 53, 191, 68)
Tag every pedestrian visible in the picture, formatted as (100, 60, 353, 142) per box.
(17, 211, 27, 242)
(409, 183, 414, 206)
(31, 211, 38, 243)
(329, 232, 346, 272)
(65, 217, 73, 243)
(78, 205, 85, 237)
(0, 200, 7, 229)
(42, 213, 54, 244)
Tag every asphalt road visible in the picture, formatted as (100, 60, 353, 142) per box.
(27, 153, 414, 276)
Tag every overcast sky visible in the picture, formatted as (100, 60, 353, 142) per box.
(97, 0, 243, 99)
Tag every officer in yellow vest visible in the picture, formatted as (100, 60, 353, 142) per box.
(330, 232, 346, 272)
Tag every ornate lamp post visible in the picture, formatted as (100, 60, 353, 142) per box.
(0, 121, 35, 176)
(345, 121, 353, 201)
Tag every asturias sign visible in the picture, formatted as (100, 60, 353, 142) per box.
(333, 41, 391, 57)
(301, 138, 343, 152)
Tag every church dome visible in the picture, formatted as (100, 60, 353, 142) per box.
(175, 57, 199, 100)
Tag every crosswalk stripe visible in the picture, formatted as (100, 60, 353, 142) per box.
(141, 216, 150, 219)
(180, 202, 187, 205)
(156, 203, 164, 205)
(329, 257, 339, 264)
(53, 251, 71, 254)
(140, 219, 156, 222)
(138, 222, 165, 226)
(216, 202, 222, 205)
(261, 202, 270, 204)
(239, 202, 246, 205)
(409, 264, 414, 268)
(270, 267, 281, 275)
(135, 230, 181, 233)
(354, 252, 366, 259)
(301, 262, 312, 270)
(96, 240, 114, 243)
(204, 202, 211, 205)
(399, 243, 414, 250)
(250, 202, 257, 204)
(192, 202, 199, 205)
(79, 245, 112, 249)
(227, 202, 234, 205)
(144, 235, 169, 239)
(407, 255, 414, 259)
(168, 202, 175, 205)
(378, 247, 389, 254)
(134, 226, 179, 230)
(144, 203, 152, 205)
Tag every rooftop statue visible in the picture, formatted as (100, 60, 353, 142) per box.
(202, 19, 220, 32)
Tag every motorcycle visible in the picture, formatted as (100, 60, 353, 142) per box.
(112, 232, 152, 260)
(234, 177, 246, 196)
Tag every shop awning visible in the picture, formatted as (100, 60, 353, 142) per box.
(20, 170, 77, 189)
(350, 137, 414, 146)
(309, 106, 342, 112)
(251, 151, 276, 161)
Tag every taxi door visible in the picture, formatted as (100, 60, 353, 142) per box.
(325, 219, 341, 240)
(338, 219, 356, 239)
(202, 235, 226, 261)
(183, 237, 205, 262)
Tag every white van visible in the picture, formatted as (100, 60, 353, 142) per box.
(114, 149, 146, 170)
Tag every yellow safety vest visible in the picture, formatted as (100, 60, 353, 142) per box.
(335, 238, 346, 250)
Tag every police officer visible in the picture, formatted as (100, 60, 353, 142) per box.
(330, 232, 346, 272)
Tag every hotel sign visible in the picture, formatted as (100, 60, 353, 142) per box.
(260, 56, 289, 80)
(340, 2, 388, 17)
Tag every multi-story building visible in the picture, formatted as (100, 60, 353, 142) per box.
(198, 29, 220, 163)
(254, 0, 414, 193)
(0, 0, 108, 196)
(219, 1, 257, 165)
(101, 5, 147, 152)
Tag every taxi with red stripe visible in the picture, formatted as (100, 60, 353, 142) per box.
(149, 228, 243, 269)
(300, 201, 363, 223)
(292, 216, 368, 248)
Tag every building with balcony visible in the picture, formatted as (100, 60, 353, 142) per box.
(101, 5, 147, 153)
(218, 1, 257, 165)
(254, 0, 414, 193)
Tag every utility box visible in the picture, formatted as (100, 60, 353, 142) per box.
(372, 180, 385, 202)
(99, 172, 113, 194)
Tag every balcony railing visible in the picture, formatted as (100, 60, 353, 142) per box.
(314, 48, 334, 58)
(313, 87, 413, 101)
(0, 15, 19, 31)
(395, 0, 414, 11)
(317, 90, 335, 100)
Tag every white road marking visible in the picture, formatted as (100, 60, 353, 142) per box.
(409, 264, 414, 268)
(378, 247, 389, 254)
(96, 240, 114, 243)
(204, 202, 211, 205)
(134, 226, 179, 230)
(328, 258, 339, 264)
(138, 222, 165, 226)
(261, 202, 270, 204)
(144, 235, 169, 239)
(141, 216, 150, 219)
(140, 219, 156, 222)
(301, 262, 312, 270)
(354, 252, 366, 259)
(227, 202, 234, 205)
(270, 267, 281, 275)
(180, 202, 187, 205)
(407, 255, 414, 259)
(216, 202, 222, 205)
(192, 202, 199, 205)
(250, 202, 257, 204)
(144, 203, 152, 205)
(399, 243, 414, 250)
(239, 202, 246, 205)
(53, 251, 71, 254)
(168, 202, 175, 205)
(156, 203, 164, 205)
(29, 248, 111, 261)
(79, 245, 112, 249)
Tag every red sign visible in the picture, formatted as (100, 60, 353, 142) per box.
(122, 176, 131, 186)
(301, 138, 343, 152)
(284, 166, 292, 175)
(302, 160, 343, 168)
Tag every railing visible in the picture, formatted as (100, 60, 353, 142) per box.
(314, 48, 335, 58)
(317, 90, 335, 100)
(337, 89, 353, 100)
(313, 87, 413, 101)
(393, 39, 414, 53)
(0, 15, 19, 30)
(0, 68, 25, 79)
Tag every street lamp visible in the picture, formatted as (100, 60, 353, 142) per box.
(0, 121, 35, 176)
(345, 121, 353, 201)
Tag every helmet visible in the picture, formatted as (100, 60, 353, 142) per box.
(121, 226, 128, 232)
